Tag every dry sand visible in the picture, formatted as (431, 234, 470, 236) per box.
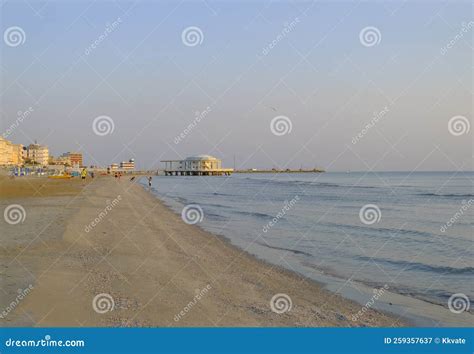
(0, 175, 403, 327)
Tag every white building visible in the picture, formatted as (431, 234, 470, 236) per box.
(26, 143, 49, 166)
(120, 158, 135, 170)
(0, 137, 23, 166)
(161, 155, 232, 176)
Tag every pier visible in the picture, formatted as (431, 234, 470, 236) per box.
(162, 169, 233, 176)
(161, 155, 233, 176)
(234, 168, 324, 173)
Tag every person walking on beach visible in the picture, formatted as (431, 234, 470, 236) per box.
(81, 168, 87, 181)
(148, 176, 152, 188)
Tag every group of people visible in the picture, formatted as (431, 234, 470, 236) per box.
(81, 168, 94, 180)
(80, 168, 95, 180)
(129, 175, 153, 187)
(128, 175, 153, 187)
(80, 168, 153, 188)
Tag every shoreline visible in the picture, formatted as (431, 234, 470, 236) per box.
(2, 176, 403, 327)
(142, 175, 473, 327)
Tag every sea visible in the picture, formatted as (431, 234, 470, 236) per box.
(141, 172, 473, 324)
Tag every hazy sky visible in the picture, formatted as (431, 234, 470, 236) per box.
(1, 0, 472, 171)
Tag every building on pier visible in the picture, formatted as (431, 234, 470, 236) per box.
(161, 155, 233, 176)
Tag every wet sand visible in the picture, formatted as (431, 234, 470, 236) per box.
(0, 175, 402, 327)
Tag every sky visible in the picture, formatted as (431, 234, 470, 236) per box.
(0, 0, 472, 171)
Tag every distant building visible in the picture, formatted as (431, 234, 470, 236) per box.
(51, 155, 71, 166)
(22, 146, 28, 160)
(120, 158, 135, 170)
(11, 144, 24, 165)
(59, 152, 83, 167)
(0, 138, 8, 165)
(110, 163, 119, 170)
(0, 137, 23, 166)
(26, 143, 49, 166)
(161, 155, 233, 176)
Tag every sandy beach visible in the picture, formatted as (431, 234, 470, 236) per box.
(0, 175, 402, 327)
